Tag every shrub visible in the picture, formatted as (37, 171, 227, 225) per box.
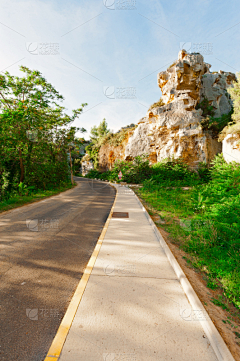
(201, 110, 233, 138)
(148, 97, 165, 111)
(197, 162, 211, 183)
(150, 159, 200, 187)
(196, 97, 215, 117)
(85, 155, 152, 184)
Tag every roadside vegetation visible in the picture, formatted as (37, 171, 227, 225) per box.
(85, 119, 136, 169)
(0, 66, 87, 209)
(0, 182, 75, 213)
(220, 72, 240, 141)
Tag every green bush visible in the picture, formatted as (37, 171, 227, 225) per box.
(149, 159, 200, 187)
(184, 155, 240, 308)
(197, 162, 211, 183)
(86, 155, 152, 184)
(148, 97, 165, 111)
(196, 96, 215, 117)
(201, 110, 233, 138)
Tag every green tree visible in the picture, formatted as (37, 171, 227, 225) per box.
(85, 119, 110, 168)
(90, 119, 109, 144)
(219, 73, 240, 139)
(0, 66, 87, 196)
(228, 73, 240, 123)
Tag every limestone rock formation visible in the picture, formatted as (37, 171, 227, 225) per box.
(158, 50, 210, 111)
(96, 50, 237, 170)
(81, 160, 94, 176)
(222, 134, 240, 164)
(200, 71, 236, 118)
(124, 50, 236, 168)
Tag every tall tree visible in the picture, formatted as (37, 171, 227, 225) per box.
(0, 66, 87, 193)
(90, 119, 109, 144)
(228, 73, 240, 123)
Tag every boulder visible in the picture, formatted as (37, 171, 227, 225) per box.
(81, 161, 94, 176)
(222, 134, 240, 164)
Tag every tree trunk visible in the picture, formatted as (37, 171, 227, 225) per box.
(69, 147, 74, 185)
(18, 148, 24, 183)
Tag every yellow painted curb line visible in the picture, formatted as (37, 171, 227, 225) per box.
(44, 184, 117, 361)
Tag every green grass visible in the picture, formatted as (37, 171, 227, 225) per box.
(211, 296, 230, 311)
(139, 186, 195, 219)
(0, 182, 75, 213)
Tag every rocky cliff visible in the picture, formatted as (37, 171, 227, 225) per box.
(222, 134, 240, 164)
(99, 50, 237, 170)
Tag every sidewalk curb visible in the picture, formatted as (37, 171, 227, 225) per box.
(44, 184, 118, 361)
(133, 190, 235, 361)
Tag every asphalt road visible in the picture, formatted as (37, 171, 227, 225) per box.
(0, 177, 115, 361)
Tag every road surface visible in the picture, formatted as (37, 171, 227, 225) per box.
(0, 177, 115, 361)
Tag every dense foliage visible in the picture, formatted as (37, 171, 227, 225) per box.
(0, 66, 87, 201)
(196, 97, 233, 137)
(196, 96, 215, 118)
(85, 120, 136, 168)
(86, 156, 209, 186)
(86, 155, 152, 183)
(85, 119, 110, 168)
(220, 72, 240, 139)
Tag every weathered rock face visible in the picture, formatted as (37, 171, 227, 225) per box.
(81, 160, 94, 176)
(98, 128, 135, 172)
(124, 50, 236, 168)
(158, 50, 210, 111)
(125, 108, 222, 167)
(98, 144, 125, 172)
(200, 71, 236, 118)
(222, 134, 240, 164)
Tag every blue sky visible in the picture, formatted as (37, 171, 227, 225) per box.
(1, 0, 240, 138)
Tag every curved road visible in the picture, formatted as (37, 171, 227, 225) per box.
(0, 177, 115, 361)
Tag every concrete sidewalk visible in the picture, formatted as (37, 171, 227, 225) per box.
(58, 185, 231, 361)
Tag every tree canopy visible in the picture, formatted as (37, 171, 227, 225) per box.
(0, 66, 87, 199)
